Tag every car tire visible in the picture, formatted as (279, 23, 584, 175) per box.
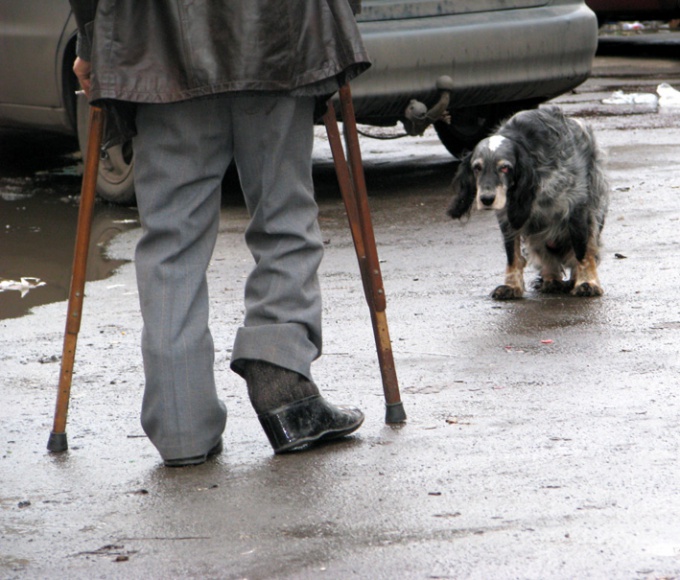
(434, 102, 537, 158)
(76, 92, 136, 205)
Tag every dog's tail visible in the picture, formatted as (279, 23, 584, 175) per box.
(584, 125, 610, 235)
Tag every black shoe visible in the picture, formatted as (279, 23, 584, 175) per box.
(258, 395, 364, 454)
(163, 439, 224, 468)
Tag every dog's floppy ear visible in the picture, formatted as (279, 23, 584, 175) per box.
(506, 143, 538, 229)
(446, 152, 476, 219)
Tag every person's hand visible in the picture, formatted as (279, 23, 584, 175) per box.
(73, 57, 92, 98)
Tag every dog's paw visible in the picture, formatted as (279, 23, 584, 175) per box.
(492, 285, 523, 300)
(572, 282, 603, 297)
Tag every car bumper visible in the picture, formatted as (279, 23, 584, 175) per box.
(353, 3, 599, 122)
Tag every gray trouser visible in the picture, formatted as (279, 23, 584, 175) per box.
(133, 95, 323, 459)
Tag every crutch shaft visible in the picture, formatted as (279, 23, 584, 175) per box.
(48, 104, 105, 452)
(323, 89, 406, 423)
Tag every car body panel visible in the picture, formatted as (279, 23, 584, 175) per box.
(0, 2, 76, 132)
(358, 0, 549, 20)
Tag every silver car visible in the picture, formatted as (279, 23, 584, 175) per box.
(0, 1, 598, 204)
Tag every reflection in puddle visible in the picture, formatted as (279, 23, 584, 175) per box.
(0, 276, 46, 297)
(1, 191, 34, 202)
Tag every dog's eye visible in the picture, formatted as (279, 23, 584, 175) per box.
(499, 164, 511, 174)
(472, 163, 483, 174)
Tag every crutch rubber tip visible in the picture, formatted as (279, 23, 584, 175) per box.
(385, 402, 407, 424)
(47, 432, 68, 453)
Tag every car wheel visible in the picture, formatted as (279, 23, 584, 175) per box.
(76, 92, 136, 205)
(434, 103, 537, 158)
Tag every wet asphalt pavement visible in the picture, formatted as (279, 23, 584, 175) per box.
(2, 40, 680, 579)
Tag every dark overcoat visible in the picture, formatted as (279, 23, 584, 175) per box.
(70, 0, 370, 104)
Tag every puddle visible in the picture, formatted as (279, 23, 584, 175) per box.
(0, 131, 139, 320)
(0, 190, 139, 320)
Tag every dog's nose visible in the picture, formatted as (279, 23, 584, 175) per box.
(480, 194, 496, 207)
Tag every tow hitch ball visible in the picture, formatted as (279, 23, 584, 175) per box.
(403, 75, 454, 136)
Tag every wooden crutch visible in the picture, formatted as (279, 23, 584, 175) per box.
(47, 104, 105, 452)
(323, 84, 406, 424)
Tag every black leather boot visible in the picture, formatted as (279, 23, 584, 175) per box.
(244, 361, 364, 453)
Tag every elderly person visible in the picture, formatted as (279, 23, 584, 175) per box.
(70, 0, 369, 466)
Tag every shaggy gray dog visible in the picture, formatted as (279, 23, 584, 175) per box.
(447, 106, 609, 299)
